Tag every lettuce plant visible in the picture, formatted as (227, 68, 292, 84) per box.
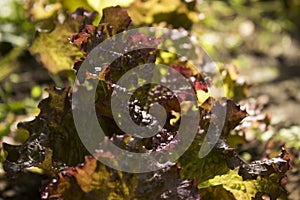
(3, 6, 290, 200)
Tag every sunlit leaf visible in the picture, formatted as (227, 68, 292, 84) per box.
(198, 169, 258, 200)
(128, 0, 198, 29)
(198, 149, 290, 199)
(29, 8, 97, 74)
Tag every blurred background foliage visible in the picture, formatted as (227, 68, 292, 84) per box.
(0, 0, 300, 198)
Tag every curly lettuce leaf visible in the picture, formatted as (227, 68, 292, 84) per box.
(43, 155, 201, 200)
(29, 8, 98, 74)
(3, 87, 89, 176)
(70, 6, 132, 55)
(198, 149, 290, 199)
(198, 169, 258, 200)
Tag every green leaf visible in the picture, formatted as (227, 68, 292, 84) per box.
(31, 85, 43, 99)
(198, 150, 290, 199)
(198, 169, 257, 200)
(24, 0, 61, 21)
(220, 64, 248, 101)
(128, 0, 198, 29)
(61, 0, 94, 13)
(7, 101, 25, 113)
(178, 141, 230, 183)
(88, 0, 134, 19)
(29, 8, 97, 74)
